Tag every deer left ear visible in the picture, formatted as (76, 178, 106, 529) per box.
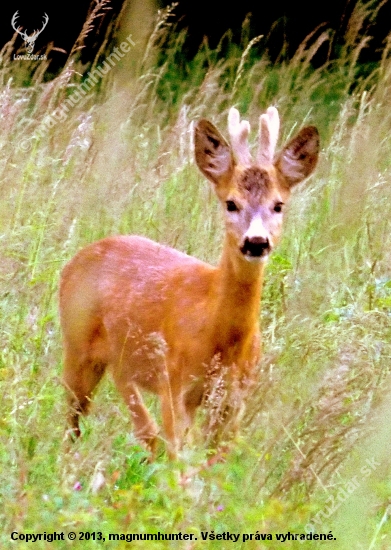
(276, 126, 319, 188)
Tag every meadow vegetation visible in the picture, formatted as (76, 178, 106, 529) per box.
(1, 0, 391, 547)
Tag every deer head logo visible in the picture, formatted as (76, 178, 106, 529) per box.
(11, 11, 49, 54)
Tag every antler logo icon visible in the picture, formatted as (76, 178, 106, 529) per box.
(11, 11, 49, 54)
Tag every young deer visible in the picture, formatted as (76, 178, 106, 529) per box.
(60, 107, 319, 458)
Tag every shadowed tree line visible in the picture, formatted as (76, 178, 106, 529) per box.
(168, 0, 391, 62)
(1, 0, 390, 76)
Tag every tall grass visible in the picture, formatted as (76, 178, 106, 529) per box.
(1, 1, 391, 548)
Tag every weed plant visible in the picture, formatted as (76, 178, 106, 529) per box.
(1, 1, 391, 548)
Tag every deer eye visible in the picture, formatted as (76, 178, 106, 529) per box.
(226, 200, 239, 212)
(273, 202, 284, 213)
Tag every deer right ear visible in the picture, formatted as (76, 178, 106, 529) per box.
(194, 119, 234, 186)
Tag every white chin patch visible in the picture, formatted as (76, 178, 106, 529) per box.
(242, 252, 269, 263)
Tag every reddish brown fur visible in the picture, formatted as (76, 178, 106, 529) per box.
(60, 108, 319, 458)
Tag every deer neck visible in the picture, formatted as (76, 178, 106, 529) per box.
(212, 236, 264, 339)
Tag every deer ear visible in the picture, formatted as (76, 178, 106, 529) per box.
(194, 119, 234, 186)
(276, 126, 319, 187)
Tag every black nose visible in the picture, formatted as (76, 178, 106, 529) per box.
(241, 236, 270, 257)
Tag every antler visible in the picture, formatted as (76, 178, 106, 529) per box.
(228, 106, 280, 167)
(257, 107, 280, 165)
(228, 108, 252, 166)
(32, 13, 49, 39)
(11, 11, 28, 41)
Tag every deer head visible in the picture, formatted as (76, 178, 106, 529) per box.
(11, 11, 49, 54)
(195, 107, 319, 263)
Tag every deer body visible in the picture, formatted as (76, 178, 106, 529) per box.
(60, 108, 319, 457)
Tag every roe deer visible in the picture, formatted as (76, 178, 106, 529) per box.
(60, 107, 319, 458)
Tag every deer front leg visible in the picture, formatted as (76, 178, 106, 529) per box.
(159, 370, 201, 459)
(203, 361, 253, 447)
(116, 381, 159, 457)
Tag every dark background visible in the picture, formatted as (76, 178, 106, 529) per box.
(2, 0, 123, 67)
(2, 0, 391, 73)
